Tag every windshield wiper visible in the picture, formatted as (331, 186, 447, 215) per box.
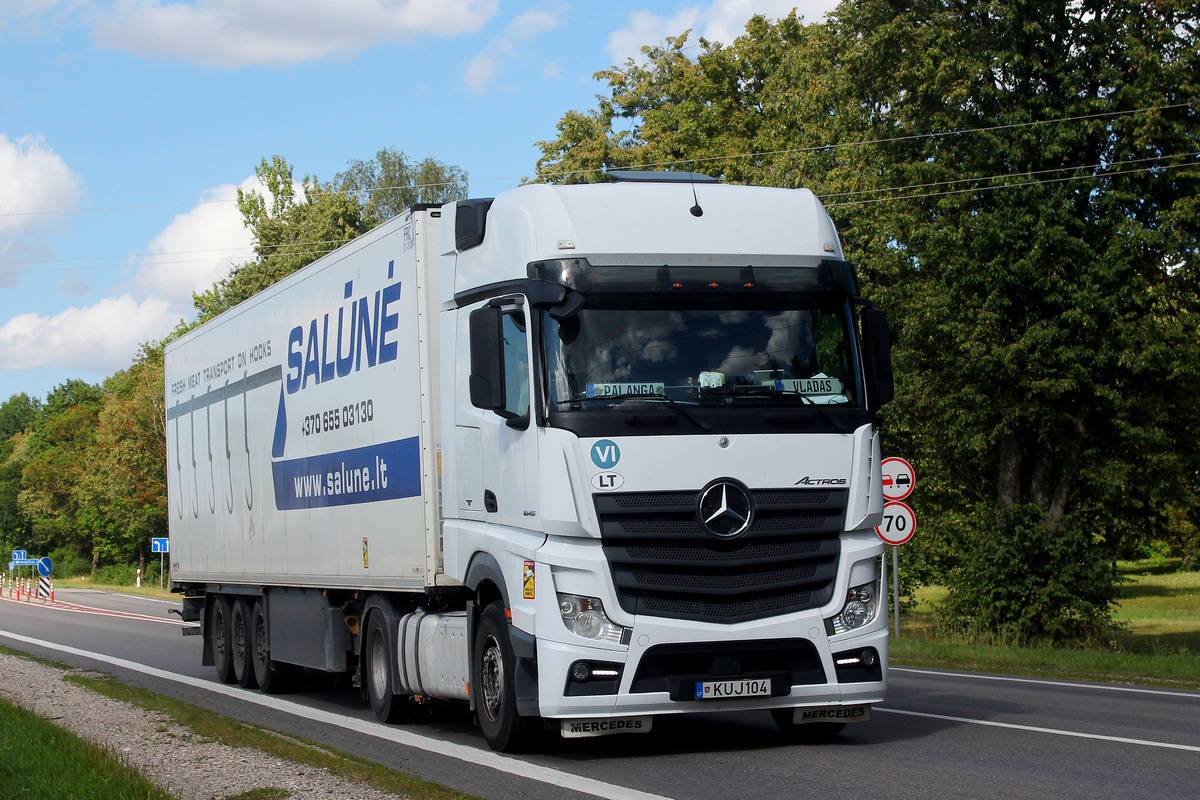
(571, 392, 712, 432)
(711, 385, 839, 427)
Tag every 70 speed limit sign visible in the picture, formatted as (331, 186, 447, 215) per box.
(876, 501, 916, 545)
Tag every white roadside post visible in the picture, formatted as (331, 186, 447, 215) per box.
(877, 458, 917, 640)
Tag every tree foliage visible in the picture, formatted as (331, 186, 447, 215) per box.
(537, 1, 1200, 637)
(194, 150, 468, 322)
(336, 146, 469, 221)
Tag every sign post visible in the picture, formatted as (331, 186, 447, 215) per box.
(877, 459, 918, 640)
(151, 538, 170, 589)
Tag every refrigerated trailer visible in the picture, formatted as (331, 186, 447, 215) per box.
(166, 170, 895, 751)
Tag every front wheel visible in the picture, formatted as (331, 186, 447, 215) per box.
(473, 602, 540, 752)
(771, 708, 846, 742)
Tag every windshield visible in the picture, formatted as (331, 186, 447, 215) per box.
(544, 296, 862, 411)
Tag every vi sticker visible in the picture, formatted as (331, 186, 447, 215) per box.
(590, 439, 621, 469)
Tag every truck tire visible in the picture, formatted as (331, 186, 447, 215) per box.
(210, 596, 235, 684)
(250, 598, 292, 694)
(231, 598, 258, 689)
(771, 708, 845, 742)
(365, 612, 412, 723)
(473, 602, 539, 752)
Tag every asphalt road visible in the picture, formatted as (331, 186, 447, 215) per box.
(2, 589, 1198, 800)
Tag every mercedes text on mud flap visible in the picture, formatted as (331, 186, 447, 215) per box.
(166, 171, 895, 752)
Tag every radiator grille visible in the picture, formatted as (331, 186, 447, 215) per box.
(596, 487, 846, 624)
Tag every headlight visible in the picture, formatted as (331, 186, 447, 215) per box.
(828, 581, 879, 635)
(557, 593, 629, 643)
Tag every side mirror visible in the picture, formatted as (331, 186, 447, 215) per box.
(468, 306, 506, 412)
(860, 307, 895, 410)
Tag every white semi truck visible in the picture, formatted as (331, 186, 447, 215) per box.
(166, 171, 895, 751)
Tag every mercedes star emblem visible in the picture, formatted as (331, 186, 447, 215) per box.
(697, 479, 755, 538)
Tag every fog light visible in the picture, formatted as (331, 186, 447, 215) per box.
(861, 649, 877, 667)
(571, 662, 592, 681)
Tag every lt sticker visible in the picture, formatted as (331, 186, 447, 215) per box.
(591, 472, 625, 491)
(523, 560, 535, 599)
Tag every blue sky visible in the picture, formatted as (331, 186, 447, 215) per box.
(0, 0, 838, 403)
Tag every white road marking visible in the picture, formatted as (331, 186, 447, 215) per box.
(891, 666, 1200, 700)
(875, 707, 1200, 753)
(0, 629, 672, 800)
(0, 593, 197, 627)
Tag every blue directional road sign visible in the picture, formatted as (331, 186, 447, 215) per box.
(37, 557, 53, 577)
(151, 538, 170, 554)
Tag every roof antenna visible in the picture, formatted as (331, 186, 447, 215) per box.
(689, 168, 703, 217)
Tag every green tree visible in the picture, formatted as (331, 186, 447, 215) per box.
(79, 344, 169, 566)
(0, 393, 42, 554)
(537, 2, 1200, 637)
(18, 380, 107, 560)
(195, 150, 469, 321)
(336, 146, 468, 221)
(193, 156, 371, 321)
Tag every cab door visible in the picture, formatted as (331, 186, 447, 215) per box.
(463, 295, 541, 532)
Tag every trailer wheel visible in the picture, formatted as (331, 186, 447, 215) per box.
(210, 596, 235, 684)
(771, 709, 846, 742)
(365, 613, 413, 723)
(473, 602, 539, 752)
(231, 598, 258, 689)
(250, 599, 292, 694)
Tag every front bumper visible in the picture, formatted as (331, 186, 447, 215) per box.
(534, 611, 888, 718)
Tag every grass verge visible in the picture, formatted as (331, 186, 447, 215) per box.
(0, 694, 178, 800)
(66, 673, 482, 800)
(55, 577, 177, 600)
(890, 560, 1200, 689)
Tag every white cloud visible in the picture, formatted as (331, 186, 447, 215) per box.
(126, 176, 259, 315)
(463, 3, 564, 94)
(0, 133, 84, 287)
(0, 133, 84, 238)
(0, 173, 288, 377)
(88, 0, 500, 67)
(607, 8, 699, 65)
(0, 294, 177, 371)
(607, 0, 839, 64)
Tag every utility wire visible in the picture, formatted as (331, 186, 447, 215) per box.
(825, 160, 1199, 208)
(532, 101, 1199, 182)
(1, 101, 1193, 219)
(820, 151, 1200, 201)
(4, 157, 1194, 276)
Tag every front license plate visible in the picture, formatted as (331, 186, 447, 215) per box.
(694, 678, 772, 700)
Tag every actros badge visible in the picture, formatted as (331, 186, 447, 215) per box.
(696, 478, 755, 538)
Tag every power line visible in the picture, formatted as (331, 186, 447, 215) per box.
(1, 101, 1193, 219)
(533, 101, 1199, 182)
(0, 248, 344, 277)
(0, 238, 353, 270)
(825, 160, 1199, 208)
(819, 151, 1200, 203)
(4, 160, 1193, 277)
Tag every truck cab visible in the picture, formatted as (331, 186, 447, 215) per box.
(440, 172, 894, 748)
